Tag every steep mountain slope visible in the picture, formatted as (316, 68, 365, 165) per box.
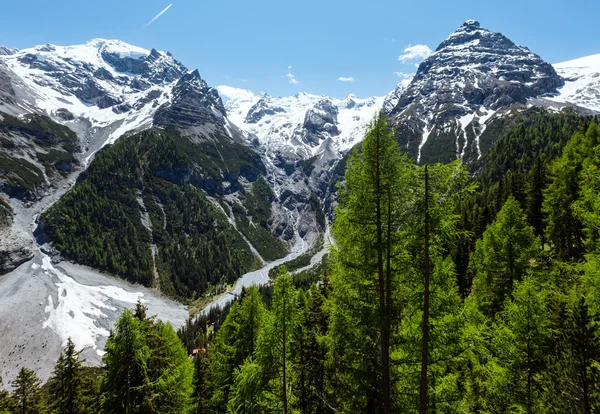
(0, 39, 301, 381)
(225, 91, 384, 163)
(386, 20, 564, 164)
(0, 38, 293, 271)
(222, 91, 383, 234)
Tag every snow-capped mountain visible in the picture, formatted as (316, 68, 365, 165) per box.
(222, 90, 384, 225)
(386, 19, 564, 164)
(0, 39, 231, 161)
(224, 90, 384, 163)
(382, 76, 412, 114)
(549, 54, 600, 113)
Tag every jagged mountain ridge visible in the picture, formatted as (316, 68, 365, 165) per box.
(223, 91, 383, 233)
(0, 39, 238, 161)
(224, 91, 384, 162)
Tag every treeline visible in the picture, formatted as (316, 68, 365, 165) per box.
(41, 130, 259, 298)
(0, 111, 79, 200)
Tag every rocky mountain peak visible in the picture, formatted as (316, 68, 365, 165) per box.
(387, 20, 564, 164)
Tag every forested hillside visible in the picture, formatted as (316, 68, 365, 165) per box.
(40, 129, 266, 299)
(6, 111, 600, 413)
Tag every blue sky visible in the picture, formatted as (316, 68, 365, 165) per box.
(1, 0, 598, 100)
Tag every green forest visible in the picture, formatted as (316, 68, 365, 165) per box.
(6, 109, 600, 413)
(39, 129, 284, 299)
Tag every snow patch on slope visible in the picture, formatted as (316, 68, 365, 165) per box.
(0, 39, 182, 159)
(550, 54, 600, 112)
(41, 255, 143, 350)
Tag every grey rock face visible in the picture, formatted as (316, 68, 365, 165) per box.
(302, 99, 340, 145)
(100, 48, 186, 84)
(154, 70, 228, 132)
(8, 40, 187, 109)
(0, 46, 17, 56)
(245, 99, 285, 124)
(391, 20, 563, 121)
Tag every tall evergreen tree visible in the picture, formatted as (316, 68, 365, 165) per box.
(542, 295, 600, 413)
(470, 196, 539, 317)
(327, 112, 417, 412)
(193, 349, 212, 414)
(491, 275, 552, 412)
(290, 285, 331, 413)
(395, 161, 472, 412)
(147, 321, 194, 414)
(100, 309, 152, 414)
(48, 337, 84, 414)
(544, 123, 600, 260)
(11, 367, 42, 414)
(228, 269, 298, 413)
(210, 286, 264, 411)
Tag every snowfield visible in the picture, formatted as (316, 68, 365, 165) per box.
(550, 54, 600, 113)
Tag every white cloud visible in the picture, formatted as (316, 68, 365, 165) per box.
(286, 72, 299, 85)
(394, 72, 413, 79)
(398, 44, 432, 64)
(288, 65, 292, 70)
(145, 3, 172, 27)
(338, 76, 355, 82)
(216, 85, 255, 101)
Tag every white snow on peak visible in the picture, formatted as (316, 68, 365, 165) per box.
(222, 88, 384, 161)
(87, 38, 150, 59)
(0, 39, 180, 160)
(550, 54, 600, 112)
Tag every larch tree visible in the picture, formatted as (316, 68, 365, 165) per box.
(327, 112, 417, 413)
(470, 196, 540, 318)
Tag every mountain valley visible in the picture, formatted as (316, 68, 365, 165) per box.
(1, 19, 600, 387)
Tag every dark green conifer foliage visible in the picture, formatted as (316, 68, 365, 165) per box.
(0, 376, 17, 414)
(193, 349, 212, 414)
(542, 296, 600, 413)
(470, 196, 539, 317)
(210, 287, 264, 411)
(11, 367, 42, 414)
(48, 337, 84, 414)
(100, 309, 151, 414)
(544, 123, 600, 260)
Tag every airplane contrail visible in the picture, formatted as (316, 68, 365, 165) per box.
(145, 3, 173, 27)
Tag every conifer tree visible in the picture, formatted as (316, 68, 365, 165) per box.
(49, 337, 84, 414)
(327, 112, 416, 412)
(210, 286, 264, 411)
(470, 196, 539, 317)
(491, 275, 551, 412)
(100, 309, 151, 413)
(0, 376, 16, 414)
(11, 367, 42, 414)
(544, 123, 600, 260)
(193, 349, 212, 414)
